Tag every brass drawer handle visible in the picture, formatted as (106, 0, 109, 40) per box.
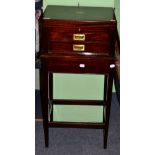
(73, 44, 85, 51)
(73, 34, 85, 41)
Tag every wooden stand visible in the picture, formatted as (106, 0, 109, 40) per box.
(40, 5, 117, 148)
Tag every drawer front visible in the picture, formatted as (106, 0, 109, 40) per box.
(47, 57, 114, 74)
(48, 42, 111, 54)
(49, 32, 110, 42)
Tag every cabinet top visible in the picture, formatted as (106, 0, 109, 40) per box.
(43, 5, 116, 21)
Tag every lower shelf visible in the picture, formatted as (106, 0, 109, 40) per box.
(48, 103, 106, 124)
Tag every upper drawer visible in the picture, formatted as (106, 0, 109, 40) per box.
(49, 31, 110, 42)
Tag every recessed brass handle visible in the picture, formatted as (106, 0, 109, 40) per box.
(73, 44, 85, 51)
(73, 34, 85, 41)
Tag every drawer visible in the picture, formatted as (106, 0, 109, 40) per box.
(47, 56, 114, 74)
(49, 31, 110, 42)
(48, 42, 111, 54)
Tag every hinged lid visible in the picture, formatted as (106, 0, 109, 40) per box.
(43, 5, 116, 22)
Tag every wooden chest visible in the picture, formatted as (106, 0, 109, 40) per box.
(41, 5, 117, 56)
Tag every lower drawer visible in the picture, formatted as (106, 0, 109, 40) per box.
(48, 42, 111, 54)
(47, 56, 114, 74)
